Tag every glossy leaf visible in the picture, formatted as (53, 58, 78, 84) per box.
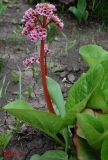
(88, 60, 108, 113)
(30, 150, 68, 160)
(77, 113, 102, 150)
(88, 89, 108, 113)
(4, 100, 66, 145)
(41, 150, 68, 160)
(30, 155, 41, 160)
(97, 114, 108, 131)
(101, 137, 108, 160)
(79, 44, 108, 67)
(65, 64, 104, 113)
(47, 76, 65, 117)
(76, 137, 97, 160)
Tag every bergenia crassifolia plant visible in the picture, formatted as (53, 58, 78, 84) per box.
(4, 3, 108, 160)
(22, 3, 64, 114)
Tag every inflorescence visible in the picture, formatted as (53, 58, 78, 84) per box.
(22, 3, 64, 42)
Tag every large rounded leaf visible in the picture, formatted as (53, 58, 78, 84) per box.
(4, 100, 67, 145)
(88, 60, 108, 113)
(79, 45, 108, 67)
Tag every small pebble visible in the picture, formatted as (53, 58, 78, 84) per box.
(68, 74, 75, 83)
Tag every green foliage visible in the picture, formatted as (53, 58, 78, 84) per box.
(77, 113, 102, 150)
(27, 85, 33, 98)
(79, 45, 108, 67)
(47, 76, 65, 117)
(0, 1, 7, 16)
(69, 0, 88, 22)
(4, 100, 66, 146)
(46, 23, 57, 44)
(30, 150, 68, 160)
(76, 112, 108, 159)
(11, 70, 19, 84)
(75, 137, 96, 160)
(65, 64, 103, 112)
(101, 137, 108, 160)
(92, 0, 108, 24)
(80, 45, 108, 112)
(4, 42, 108, 159)
(0, 130, 12, 150)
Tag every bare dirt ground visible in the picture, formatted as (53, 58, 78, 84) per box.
(0, 0, 108, 159)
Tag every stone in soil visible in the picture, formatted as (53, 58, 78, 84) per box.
(67, 73, 75, 83)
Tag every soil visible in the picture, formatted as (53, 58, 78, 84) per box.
(0, 0, 108, 159)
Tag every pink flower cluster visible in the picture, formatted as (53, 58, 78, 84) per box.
(22, 3, 64, 42)
(27, 26, 47, 41)
(23, 8, 38, 21)
(51, 15, 64, 29)
(23, 55, 40, 68)
(23, 44, 49, 67)
(35, 3, 56, 17)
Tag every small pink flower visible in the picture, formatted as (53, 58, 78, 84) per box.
(51, 15, 64, 29)
(23, 55, 40, 68)
(23, 58, 31, 67)
(58, 22, 64, 29)
(44, 44, 50, 55)
(37, 28, 47, 40)
(22, 19, 35, 35)
(22, 27, 30, 35)
(35, 3, 56, 17)
(25, 19, 35, 29)
(23, 8, 38, 21)
(28, 28, 38, 42)
(27, 26, 47, 42)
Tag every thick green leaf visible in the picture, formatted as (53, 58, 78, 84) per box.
(46, 77, 65, 117)
(76, 137, 97, 160)
(30, 150, 68, 160)
(101, 137, 108, 160)
(88, 60, 108, 112)
(69, 0, 88, 22)
(79, 45, 108, 67)
(77, 113, 102, 150)
(4, 100, 66, 145)
(101, 60, 108, 91)
(88, 89, 108, 113)
(41, 150, 68, 160)
(77, 113, 104, 134)
(69, 7, 81, 21)
(30, 155, 41, 160)
(97, 114, 108, 131)
(77, 0, 87, 12)
(65, 64, 104, 113)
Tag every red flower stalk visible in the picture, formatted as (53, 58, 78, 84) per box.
(22, 3, 64, 114)
(40, 16, 55, 113)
